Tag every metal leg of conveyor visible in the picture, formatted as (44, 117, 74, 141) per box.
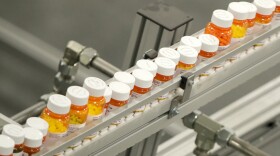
(117, 131, 162, 156)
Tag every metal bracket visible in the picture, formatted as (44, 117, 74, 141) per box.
(168, 96, 182, 119)
(180, 72, 195, 102)
(143, 49, 158, 59)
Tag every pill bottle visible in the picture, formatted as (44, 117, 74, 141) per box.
(239, 2, 257, 34)
(153, 57, 176, 101)
(25, 117, 49, 143)
(66, 86, 89, 132)
(0, 135, 14, 156)
(131, 69, 154, 112)
(136, 59, 158, 78)
(40, 94, 71, 138)
(274, 0, 280, 20)
(103, 86, 112, 116)
(205, 10, 234, 50)
(83, 77, 106, 121)
(228, 2, 249, 40)
(23, 127, 43, 156)
(153, 57, 176, 86)
(176, 46, 198, 75)
(158, 48, 180, 65)
(198, 34, 219, 59)
(108, 81, 130, 126)
(2, 124, 23, 156)
(179, 36, 202, 52)
(113, 72, 135, 95)
(253, 0, 276, 25)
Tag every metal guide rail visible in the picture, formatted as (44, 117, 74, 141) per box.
(33, 23, 280, 156)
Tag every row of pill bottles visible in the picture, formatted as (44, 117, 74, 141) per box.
(1, 124, 44, 156)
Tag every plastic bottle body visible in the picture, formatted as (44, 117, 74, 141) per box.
(231, 19, 248, 39)
(87, 96, 105, 120)
(177, 61, 195, 71)
(205, 22, 232, 49)
(40, 108, 69, 138)
(247, 18, 255, 33)
(23, 146, 40, 156)
(69, 104, 88, 131)
(255, 13, 273, 25)
(153, 73, 173, 86)
(199, 50, 217, 58)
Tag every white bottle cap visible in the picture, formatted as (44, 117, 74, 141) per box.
(83, 77, 106, 97)
(179, 36, 202, 52)
(132, 69, 154, 89)
(0, 135, 14, 155)
(154, 57, 176, 76)
(228, 2, 249, 20)
(2, 124, 24, 144)
(109, 81, 130, 101)
(211, 9, 234, 28)
(253, 0, 276, 15)
(66, 86, 89, 106)
(158, 48, 180, 65)
(275, 0, 280, 6)
(198, 34, 219, 52)
(239, 2, 257, 19)
(23, 127, 43, 148)
(177, 46, 198, 64)
(136, 59, 158, 77)
(114, 72, 135, 90)
(47, 94, 71, 115)
(104, 86, 112, 103)
(26, 117, 49, 136)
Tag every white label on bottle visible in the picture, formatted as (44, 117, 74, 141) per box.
(247, 27, 254, 34)
(13, 152, 23, 156)
(68, 122, 86, 132)
(87, 113, 103, 121)
(23, 152, 39, 156)
(48, 131, 67, 138)
(218, 44, 230, 50)
(275, 13, 280, 20)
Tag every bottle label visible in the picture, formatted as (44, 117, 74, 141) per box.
(218, 44, 230, 50)
(23, 152, 39, 156)
(87, 113, 103, 121)
(131, 91, 143, 99)
(69, 122, 86, 132)
(13, 152, 23, 156)
(247, 27, 254, 34)
(48, 131, 67, 138)
(174, 68, 184, 77)
(275, 13, 280, 21)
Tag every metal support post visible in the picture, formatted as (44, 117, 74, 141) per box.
(123, 2, 193, 69)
